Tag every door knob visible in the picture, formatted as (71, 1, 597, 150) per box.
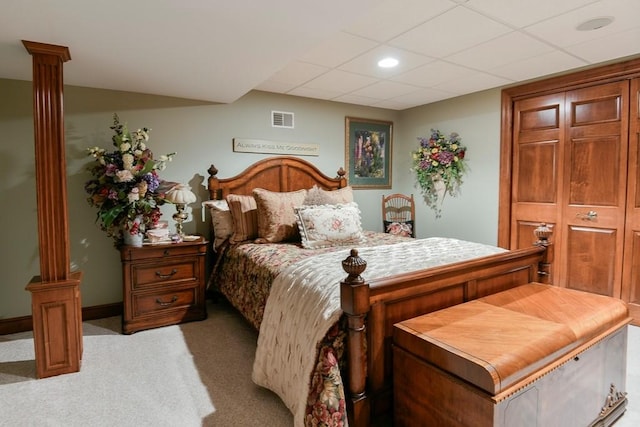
(576, 210, 598, 221)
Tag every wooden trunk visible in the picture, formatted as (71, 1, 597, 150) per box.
(393, 283, 630, 427)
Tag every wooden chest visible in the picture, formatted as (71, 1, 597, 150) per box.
(393, 283, 630, 427)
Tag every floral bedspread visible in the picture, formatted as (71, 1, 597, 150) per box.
(214, 231, 407, 330)
(213, 234, 504, 426)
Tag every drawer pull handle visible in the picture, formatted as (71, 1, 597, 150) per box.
(156, 296, 178, 306)
(156, 269, 178, 279)
(163, 249, 171, 256)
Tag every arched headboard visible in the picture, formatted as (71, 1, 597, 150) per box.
(207, 156, 347, 200)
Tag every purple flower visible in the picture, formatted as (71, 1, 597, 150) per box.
(437, 151, 454, 165)
(143, 172, 160, 193)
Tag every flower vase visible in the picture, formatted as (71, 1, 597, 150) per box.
(123, 231, 144, 247)
(123, 215, 144, 247)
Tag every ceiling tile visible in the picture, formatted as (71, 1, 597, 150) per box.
(565, 28, 640, 63)
(392, 61, 477, 88)
(346, 0, 455, 42)
(464, 0, 598, 28)
(446, 31, 555, 71)
(489, 50, 588, 82)
(265, 61, 330, 86)
(525, 0, 640, 48)
(254, 80, 300, 93)
(298, 32, 378, 68)
(302, 69, 378, 93)
(334, 93, 382, 107)
(351, 80, 420, 99)
(384, 87, 456, 109)
(338, 45, 434, 78)
(434, 71, 512, 94)
(287, 86, 343, 100)
(389, 6, 511, 58)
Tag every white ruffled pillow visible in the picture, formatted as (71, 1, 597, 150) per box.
(295, 202, 365, 249)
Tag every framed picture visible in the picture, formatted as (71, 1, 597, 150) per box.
(345, 117, 392, 189)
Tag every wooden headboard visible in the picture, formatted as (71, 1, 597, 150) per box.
(207, 156, 347, 200)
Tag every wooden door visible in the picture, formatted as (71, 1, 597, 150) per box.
(623, 78, 640, 319)
(561, 81, 629, 297)
(511, 93, 565, 285)
(511, 81, 629, 297)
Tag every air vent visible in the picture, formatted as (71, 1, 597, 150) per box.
(272, 111, 294, 129)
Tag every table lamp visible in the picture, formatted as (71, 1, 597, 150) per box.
(165, 184, 197, 236)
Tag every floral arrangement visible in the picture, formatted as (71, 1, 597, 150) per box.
(411, 128, 467, 218)
(85, 114, 176, 246)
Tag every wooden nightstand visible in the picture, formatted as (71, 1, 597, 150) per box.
(119, 237, 208, 334)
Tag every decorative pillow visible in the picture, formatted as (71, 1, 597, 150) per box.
(252, 188, 308, 243)
(384, 220, 414, 238)
(295, 202, 365, 249)
(304, 185, 354, 205)
(202, 200, 233, 249)
(226, 194, 258, 244)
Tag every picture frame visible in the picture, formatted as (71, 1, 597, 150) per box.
(345, 117, 393, 189)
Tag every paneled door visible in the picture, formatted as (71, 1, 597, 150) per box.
(511, 81, 630, 298)
(561, 81, 629, 297)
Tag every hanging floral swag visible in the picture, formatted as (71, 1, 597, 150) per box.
(411, 128, 468, 218)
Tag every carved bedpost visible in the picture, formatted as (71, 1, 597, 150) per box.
(534, 223, 554, 284)
(336, 167, 347, 188)
(340, 249, 371, 427)
(207, 164, 222, 200)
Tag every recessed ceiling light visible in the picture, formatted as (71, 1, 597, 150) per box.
(378, 57, 399, 68)
(576, 16, 614, 31)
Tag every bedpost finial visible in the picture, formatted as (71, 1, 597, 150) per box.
(342, 249, 367, 281)
(337, 167, 346, 178)
(534, 223, 553, 246)
(207, 164, 218, 177)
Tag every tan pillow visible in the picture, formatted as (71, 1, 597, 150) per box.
(226, 194, 258, 244)
(304, 185, 354, 205)
(253, 188, 308, 243)
(202, 200, 233, 250)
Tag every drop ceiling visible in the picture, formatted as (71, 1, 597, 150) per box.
(2, 0, 639, 111)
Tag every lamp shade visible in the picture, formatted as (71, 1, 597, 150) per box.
(166, 184, 197, 204)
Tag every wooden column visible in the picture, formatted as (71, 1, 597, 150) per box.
(22, 40, 82, 379)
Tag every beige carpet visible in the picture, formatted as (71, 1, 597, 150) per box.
(0, 299, 292, 427)
(1, 298, 639, 426)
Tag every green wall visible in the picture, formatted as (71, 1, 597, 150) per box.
(0, 78, 501, 319)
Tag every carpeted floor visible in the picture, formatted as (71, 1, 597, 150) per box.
(0, 299, 292, 426)
(0, 298, 638, 426)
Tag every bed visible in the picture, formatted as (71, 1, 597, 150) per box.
(204, 156, 552, 427)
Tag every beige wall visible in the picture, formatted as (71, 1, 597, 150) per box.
(0, 78, 501, 319)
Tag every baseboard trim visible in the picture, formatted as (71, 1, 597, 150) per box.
(0, 302, 123, 336)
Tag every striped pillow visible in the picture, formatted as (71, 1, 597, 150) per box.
(226, 194, 258, 244)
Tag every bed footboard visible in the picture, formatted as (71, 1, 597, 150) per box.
(340, 229, 553, 427)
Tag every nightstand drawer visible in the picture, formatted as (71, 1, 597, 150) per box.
(133, 287, 196, 316)
(121, 239, 206, 262)
(121, 238, 207, 334)
(132, 260, 197, 289)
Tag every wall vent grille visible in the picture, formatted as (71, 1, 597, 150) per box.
(272, 111, 294, 128)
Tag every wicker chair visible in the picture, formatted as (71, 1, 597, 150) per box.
(382, 193, 415, 238)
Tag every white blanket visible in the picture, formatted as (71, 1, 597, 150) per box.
(252, 237, 506, 426)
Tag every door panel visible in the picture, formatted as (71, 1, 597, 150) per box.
(511, 93, 564, 278)
(565, 225, 617, 296)
(562, 81, 629, 297)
